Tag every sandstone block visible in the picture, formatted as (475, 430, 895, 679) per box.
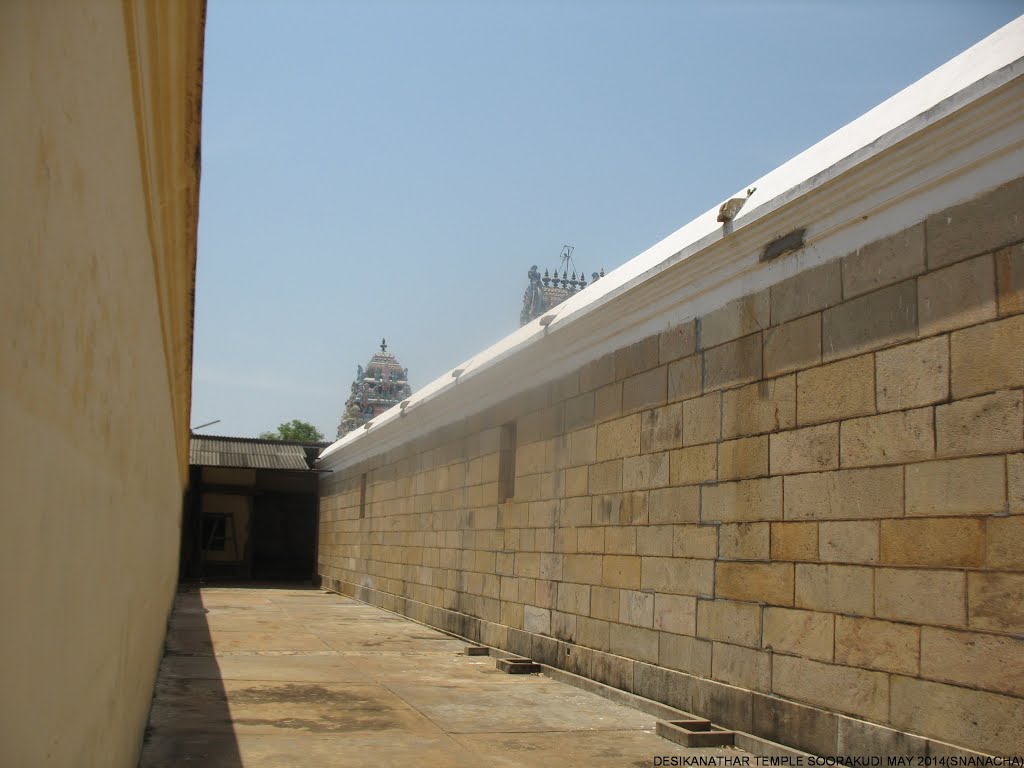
(722, 375, 796, 438)
(641, 403, 683, 453)
(609, 622, 659, 664)
(936, 390, 1023, 457)
(604, 526, 636, 555)
(551, 371, 581, 402)
(523, 605, 551, 634)
(636, 524, 673, 556)
(590, 586, 619, 622)
(795, 563, 873, 615)
(593, 381, 622, 422)
(834, 616, 919, 675)
(840, 407, 934, 467)
(660, 632, 712, 677)
(642, 556, 714, 596)
(905, 456, 1005, 516)
(763, 313, 822, 377)
(557, 582, 591, 615)
(669, 444, 718, 486)
(622, 452, 670, 491)
(1012, 454, 1024, 513)
(968, 572, 1024, 633)
(529, 500, 559, 527)
(770, 522, 818, 561)
(762, 606, 834, 661)
(719, 522, 770, 560)
(580, 353, 615, 393)
(718, 435, 769, 480)
(660, 320, 697, 363)
(876, 335, 949, 411)
(623, 365, 668, 413)
(996, 242, 1024, 316)
(836, 717, 929, 758)
(773, 655, 888, 722)
(702, 477, 783, 522)
(754, 695, 841, 758)
(592, 491, 648, 525)
(667, 354, 702, 402)
(516, 441, 547, 476)
(564, 465, 589, 497)
(881, 518, 985, 568)
(925, 176, 1024, 270)
(703, 333, 762, 391)
(672, 524, 719, 559)
(564, 392, 595, 432)
(797, 354, 875, 426)
(551, 610, 577, 642)
(560, 497, 591, 527)
(950, 314, 1024, 398)
(596, 413, 641, 460)
(770, 423, 839, 475)
(546, 433, 572, 470)
(615, 334, 660, 380)
(987, 516, 1024, 569)
(771, 260, 843, 325)
(715, 561, 793, 605)
(682, 391, 721, 446)
(562, 554, 603, 586)
(891, 675, 1024, 754)
(691, 676, 754, 732)
(823, 280, 917, 361)
(602, 555, 641, 589)
(875, 568, 966, 626)
(553, 527, 577, 554)
(783, 466, 903, 520)
(618, 589, 654, 627)
(700, 290, 770, 349)
(648, 485, 700, 524)
(588, 460, 622, 495)
(921, 627, 1024, 697)
(569, 426, 596, 466)
(712, 642, 771, 692)
(918, 254, 997, 336)
(819, 520, 879, 564)
(843, 223, 926, 299)
(696, 598, 762, 646)
(654, 593, 697, 635)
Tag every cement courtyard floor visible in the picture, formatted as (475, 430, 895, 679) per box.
(141, 585, 746, 767)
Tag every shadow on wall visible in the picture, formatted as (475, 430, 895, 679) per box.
(138, 587, 243, 767)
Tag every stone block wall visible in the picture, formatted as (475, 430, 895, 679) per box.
(319, 176, 1024, 756)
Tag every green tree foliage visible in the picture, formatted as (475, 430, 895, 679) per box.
(258, 419, 324, 442)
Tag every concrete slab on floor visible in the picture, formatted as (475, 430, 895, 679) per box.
(140, 586, 748, 767)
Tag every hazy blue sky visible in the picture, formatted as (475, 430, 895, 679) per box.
(190, 0, 1023, 439)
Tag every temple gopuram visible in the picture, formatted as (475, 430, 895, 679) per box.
(520, 245, 603, 326)
(336, 339, 412, 439)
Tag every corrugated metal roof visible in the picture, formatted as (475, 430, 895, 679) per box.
(189, 435, 328, 471)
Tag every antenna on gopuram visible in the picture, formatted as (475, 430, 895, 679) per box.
(556, 245, 575, 277)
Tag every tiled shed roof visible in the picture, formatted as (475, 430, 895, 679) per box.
(189, 435, 329, 471)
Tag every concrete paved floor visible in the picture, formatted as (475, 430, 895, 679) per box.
(141, 586, 746, 767)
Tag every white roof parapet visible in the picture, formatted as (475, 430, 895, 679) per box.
(320, 17, 1024, 471)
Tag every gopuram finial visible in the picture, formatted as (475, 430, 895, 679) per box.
(380, 337, 387, 353)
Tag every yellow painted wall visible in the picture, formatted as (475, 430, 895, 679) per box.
(0, 2, 203, 766)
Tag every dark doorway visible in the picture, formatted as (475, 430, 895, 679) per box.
(250, 495, 316, 580)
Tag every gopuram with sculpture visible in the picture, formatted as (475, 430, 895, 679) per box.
(520, 245, 603, 326)
(336, 339, 412, 438)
